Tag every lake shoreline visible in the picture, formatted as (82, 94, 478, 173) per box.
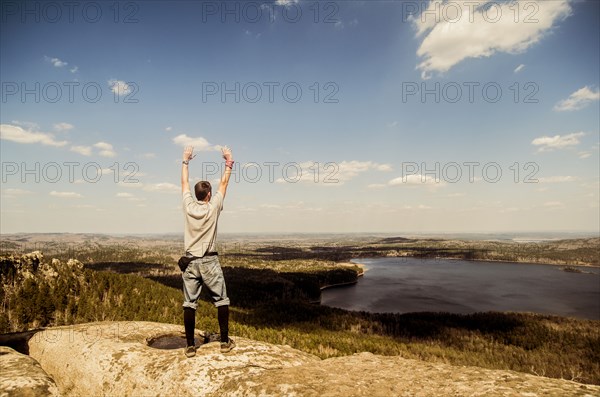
(321, 256, 600, 321)
(319, 261, 366, 291)
(352, 254, 600, 268)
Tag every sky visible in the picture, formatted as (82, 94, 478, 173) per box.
(1, 0, 599, 234)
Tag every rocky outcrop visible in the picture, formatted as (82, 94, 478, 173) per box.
(27, 321, 318, 397)
(0, 346, 59, 397)
(225, 352, 600, 397)
(21, 321, 600, 397)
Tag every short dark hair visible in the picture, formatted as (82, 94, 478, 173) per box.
(194, 181, 212, 201)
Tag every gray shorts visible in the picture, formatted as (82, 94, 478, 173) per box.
(182, 255, 230, 310)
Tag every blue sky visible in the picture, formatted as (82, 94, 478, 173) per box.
(1, 0, 599, 234)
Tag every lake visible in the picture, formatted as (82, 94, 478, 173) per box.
(320, 258, 600, 320)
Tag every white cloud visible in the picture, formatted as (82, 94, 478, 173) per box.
(71, 142, 126, 158)
(376, 164, 392, 172)
(554, 86, 600, 111)
(53, 122, 74, 132)
(229, 206, 258, 214)
(165, 126, 173, 132)
(70, 66, 79, 74)
(387, 121, 398, 128)
(389, 174, 447, 186)
(543, 201, 563, 207)
(260, 204, 282, 209)
(330, 18, 353, 30)
(94, 141, 117, 157)
(108, 79, 132, 96)
(50, 191, 82, 198)
(275, 0, 299, 5)
(537, 176, 578, 183)
(578, 151, 592, 159)
(116, 192, 145, 202)
(336, 161, 392, 182)
(104, 170, 143, 185)
(0, 124, 68, 147)
(275, 160, 392, 185)
(143, 182, 179, 193)
(70, 145, 92, 156)
(531, 132, 585, 152)
(283, 201, 322, 212)
(11, 120, 39, 130)
(117, 181, 144, 189)
(172, 134, 218, 151)
(45, 56, 67, 68)
(514, 64, 525, 73)
(1, 188, 33, 197)
(413, 0, 571, 79)
(500, 207, 520, 213)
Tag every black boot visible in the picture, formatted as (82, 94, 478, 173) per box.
(218, 305, 235, 353)
(184, 307, 196, 347)
(218, 305, 229, 343)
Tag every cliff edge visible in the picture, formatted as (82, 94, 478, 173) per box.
(4, 321, 593, 397)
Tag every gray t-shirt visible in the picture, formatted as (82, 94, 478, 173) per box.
(182, 190, 224, 256)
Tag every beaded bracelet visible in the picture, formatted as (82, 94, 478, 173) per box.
(225, 160, 234, 169)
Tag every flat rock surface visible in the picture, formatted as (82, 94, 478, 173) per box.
(27, 321, 318, 397)
(0, 346, 59, 397)
(23, 321, 600, 397)
(226, 352, 600, 397)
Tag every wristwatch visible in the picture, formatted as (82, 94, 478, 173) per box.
(182, 160, 189, 165)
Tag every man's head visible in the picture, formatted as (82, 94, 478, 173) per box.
(194, 181, 212, 202)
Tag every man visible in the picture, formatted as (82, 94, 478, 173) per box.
(180, 145, 235, 357)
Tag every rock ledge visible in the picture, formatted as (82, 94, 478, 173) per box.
(15, 321, 600, 397)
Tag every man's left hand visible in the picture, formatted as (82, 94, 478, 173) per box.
(183, 146, 195, 162)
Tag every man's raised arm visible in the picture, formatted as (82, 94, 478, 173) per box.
(181, 146, 195, 193)
(219, 146, 234, 199)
